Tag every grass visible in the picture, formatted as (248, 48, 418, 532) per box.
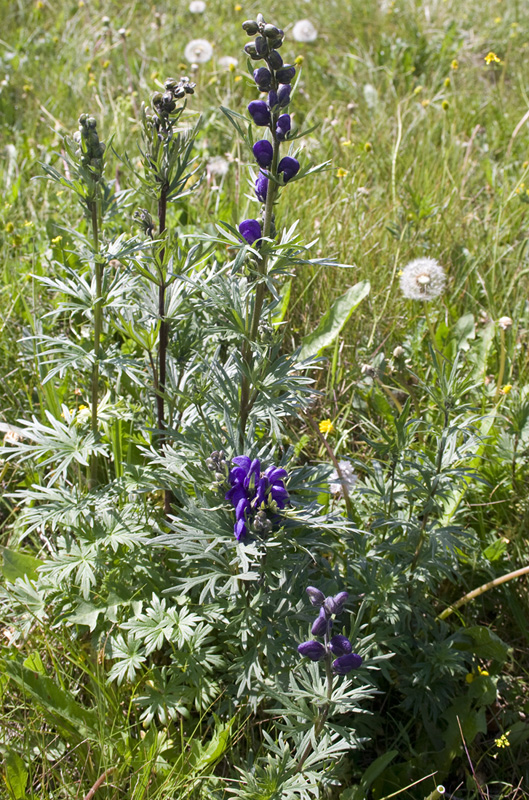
(2, 0, 529, 797)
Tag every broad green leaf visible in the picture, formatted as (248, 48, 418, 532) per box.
(1, 547, 43, 583)
(4, 752, 28, 800)
(451, 625, 510, 663)
(483, 538, 507, 562)
(271, 280, 291, 327)
(70, 601, 104, 632)
(299, 280, 370, 361)
(453, 313, 475, 351)
(23, 652, 46, 675)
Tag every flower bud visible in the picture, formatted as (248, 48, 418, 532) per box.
(393, 345, 405, 358)
(248, 100, 271, 126)
(275, 113, 291, 140)
(306, 586, 325, 606)
(329, 635, 353, 657)
(255, 35, 268, 57)
(268, 50, 283, 70)
(242, 19, 259, 35)
(239, 218, 262, 245)
(332, 652, 362, 674)
(277, 84, 291, 107)
(244, 43, 259, 59)
(278, 156, 300, 182)
(332, 591, 349, 614)
(298, 640, 327, 661)
(276, 65, 295, 84)
(255, 173, 268, 203)
(268, 90, 278, 108)
(263, 23, 280, 38)
(253, 139, 273, 169)
(253, 67, 272, 91)
(311, 607, 329, 637)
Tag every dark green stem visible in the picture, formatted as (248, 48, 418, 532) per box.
(157, 183, 171, 515)
(239, 135, 280, 449)
(89, 200, 101, 489)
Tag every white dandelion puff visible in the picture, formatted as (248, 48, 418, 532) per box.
(292, 19, 318, 43)
(498, 316, 513, 330)
(189, 0, 206, 11)
(184, 38, 213, 64)
(329, 460, 357, 495)
(400, 257, 446, 301)
(218, 55, 238, 70)
(207, 156, 230, 178)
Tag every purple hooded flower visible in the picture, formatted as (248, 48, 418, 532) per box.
(311, 606, 329, 637)
(253, 139, 273, 169)
(277, 84, 291, 107)
(253, 67, 272, 91)
(298, 640, 326, 661)
(306, 586, 325, 606)
(276, 64, 296, 84)
(329, 635, 353, 657)
(276, 114, 291, 141)
(268, 90, 278, 108)
(248, 100, 271, 127)
(278, 156, 300, 183)
(239, 219, 262, 245)
(225, 455, 290, 539)
(332, 652, 363, 674)
(255, 173, 268, 202)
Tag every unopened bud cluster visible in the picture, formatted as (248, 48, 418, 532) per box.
(73, 114, 106, 179)
(145, 77, 196, 139)
(298, 586, 362, 675)
(206, 450, 228, 483)
(133, 208, 155, 238)
(238, 12, 301, 246)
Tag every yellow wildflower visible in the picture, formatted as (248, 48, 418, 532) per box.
(51, 235, 63, 245)
(336, 168, 348, 178)
(4, 222, 14, 233)
(494, 16, 502, 23)
(444, 77, 451, 87)
(484, 51, 501, 64)
(500, 384, 512, 395)
(421, 99, 430, 108)
(465, 672, 474, 684)
(478, 666, 489, 676)
(295, 55, 304, 66)
(234, 3, 242, 9)
(442, 100, 449, 110)
(495, 734, 510, 749)
(342, 139, 352, 147)
(319, 419, 335, 435)
(364, 142, 372, 152)
(451, 59, 459, 70)
(234, 75, 242, 82)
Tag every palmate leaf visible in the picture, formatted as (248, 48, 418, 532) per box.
(106, 633, 147, 684)
(122, 595, 201, 654)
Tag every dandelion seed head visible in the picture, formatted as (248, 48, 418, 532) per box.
(400, 257, 446, 301)
(184, 38, 213, 64)
(498, 316, 513, 330)
(207, 156, 230, 178)
(189, 0, 206, 11)
(292, 19, 318, 43)
(218, 55, 238, 71)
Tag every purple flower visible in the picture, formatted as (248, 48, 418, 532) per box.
(276, 114, 291, 141)
(268, 90, 278, 108)
(278, 156, 300, 183)
(329, 635, 353, 657)
(276, 64, 296, 84)
(268, 50, 283, 70)
(306, 586, 325, 606)
(332, 652, 362, 674)
(225, 455, 290, 539)
(277, 84, 291, 107)
(255, 173, 268, 202)
(311, 607, 329, 637)
(253, 140, 273, 169)
(239, 219, 262, 245)
(248, 100, 271, 127)
(253, 67, 272, 91)
(298, 640, 326, 661)
(324, 591, 349, 616)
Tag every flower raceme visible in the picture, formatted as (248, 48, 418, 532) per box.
(225, 456, 289, 540)
(298, 585, 362, 675)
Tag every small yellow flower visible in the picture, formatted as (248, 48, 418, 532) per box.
(336, 168, 348, 178)
(234, 3, 242, 9)
(228, 62, 236, 72)
(495, 734, 510, 749)
(102, 60, 110, 69)
(500, 384, 512, 395)
(234, 75, 242, 82)
(484, 51, 501, 64)
(522, 161, 528, 168)
(4, 222, 14, 233)
(295, 55, 304, 66)
(51, 235, 63, 245)
(451, 59, 459, 70)
(444, 77, 451, 87)
(319, 419, 335, 435)
(478, 666, 489, 676)
(421, 99, 430, 108)
(151, 70, 159, 80)
(35, 0, 44, 8)
(342, 139, 352, 146)
(465, 672, 474, 684)
(413, 85, 423, 94)
(442, 100, 449, 110)
(78, 404, 88, 411)
(494, 16, 502, 23)
(364, 141, 372, 152)
(23, 84, 32, 93)
(24, 220, 33, 227)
